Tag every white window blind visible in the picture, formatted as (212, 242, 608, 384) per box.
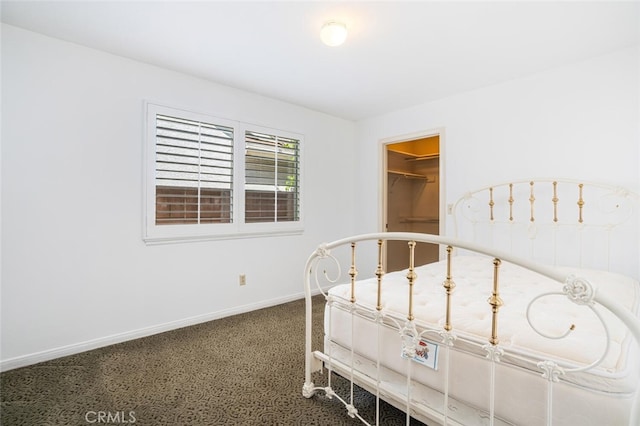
(144, 103, 303, 243)
(245, 130, 300, 223)
(155, 114, 234, 225)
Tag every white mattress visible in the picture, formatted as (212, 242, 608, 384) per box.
(324, 256, 640, 425)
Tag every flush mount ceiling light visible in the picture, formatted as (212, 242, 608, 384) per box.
(320, 21, 348, 47)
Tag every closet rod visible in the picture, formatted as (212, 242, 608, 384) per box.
(405, 154, 439, 162)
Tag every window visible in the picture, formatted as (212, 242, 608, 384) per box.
(245, 130, 300, 223)
(144, 103, 303, 243)
(155, 114, 234, 225)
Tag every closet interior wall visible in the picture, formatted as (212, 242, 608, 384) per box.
(386, 150, 439, 271)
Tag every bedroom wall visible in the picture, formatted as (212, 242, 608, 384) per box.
(355, 46, 640, 278)
(0, 25, 357, 369)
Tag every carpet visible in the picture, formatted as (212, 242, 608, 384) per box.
(1, 296, 426, 425)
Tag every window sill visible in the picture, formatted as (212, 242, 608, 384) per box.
(143, 226, 304, 245)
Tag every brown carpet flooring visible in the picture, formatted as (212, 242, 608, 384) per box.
(1, 296, 426, 425)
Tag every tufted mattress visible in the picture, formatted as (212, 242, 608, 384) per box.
(324, 255, 640, 425)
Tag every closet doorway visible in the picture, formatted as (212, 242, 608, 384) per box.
(383, 133, 441, 272)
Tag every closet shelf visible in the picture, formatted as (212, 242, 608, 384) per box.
(405, 153, 439, 161)
(399, 217, 439, 224)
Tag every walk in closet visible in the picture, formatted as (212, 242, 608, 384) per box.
(385, 136, 440, 271)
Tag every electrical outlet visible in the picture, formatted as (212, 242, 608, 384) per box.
(239, 274, 246, 286)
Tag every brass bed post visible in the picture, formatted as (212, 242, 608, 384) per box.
(489, 187, 495, 221)
(552, 181, 559, 223)
(488, 258, 503, 346)
(375, 239, 384, 311)
(577, 183, 585, 223)
(443, 246, 456, 331)
(406, 241, 417, 321)
(349, 242, 358, 303)
(529, 181, 536, 222)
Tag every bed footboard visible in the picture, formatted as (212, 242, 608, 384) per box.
(302, 233, 640, 426)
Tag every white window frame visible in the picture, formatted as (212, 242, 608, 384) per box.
(143, 102, 304, 244)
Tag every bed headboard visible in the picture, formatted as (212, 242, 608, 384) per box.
(452, 179, 639, 278)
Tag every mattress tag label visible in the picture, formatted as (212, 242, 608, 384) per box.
(402, 338, 439, 370)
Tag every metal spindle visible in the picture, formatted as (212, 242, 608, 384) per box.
(488, 258, 503, 346)
(376, 239, 384, 311)
(443, 246, 456, 331)
(349, 242, 358, 303)
(406, 241, 417, 321)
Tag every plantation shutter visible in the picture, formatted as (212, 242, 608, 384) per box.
(155, 114, 234, 225)
(245, 130, 300, 223)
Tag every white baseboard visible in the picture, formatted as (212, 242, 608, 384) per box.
(1, 290, 320, 372)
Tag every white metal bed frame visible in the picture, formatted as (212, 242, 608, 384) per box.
(302, 179, 640, 426)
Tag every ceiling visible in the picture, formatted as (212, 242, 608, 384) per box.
(1, 1, 638, 121)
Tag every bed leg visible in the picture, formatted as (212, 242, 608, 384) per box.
(303, 352, 324, 398)
(302, 381, 316, 398)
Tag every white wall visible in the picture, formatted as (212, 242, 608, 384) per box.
(0, 25, 356, 369)
(3, 23, 638, 370)
(355, 47, 639, 276)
